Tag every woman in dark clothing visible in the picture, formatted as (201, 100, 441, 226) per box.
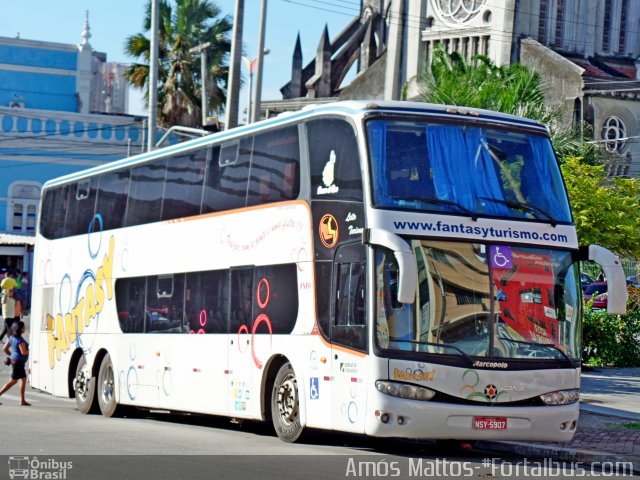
(0, 320, 30, 406)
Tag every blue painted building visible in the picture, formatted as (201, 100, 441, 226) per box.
(0, 16, 145, 274)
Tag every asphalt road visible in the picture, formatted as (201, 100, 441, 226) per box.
(1, 317, 636, 479)
(0, 365, 572, 480)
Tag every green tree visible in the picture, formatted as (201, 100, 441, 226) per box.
(421, 47, 545, 116)
(124, 0, 232, 128)
(562, 157, 640, 258)
(420, 46, 599, 163)
(420, 46, 640, 256)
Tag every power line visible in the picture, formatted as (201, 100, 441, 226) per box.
(279, 0, 640, 52)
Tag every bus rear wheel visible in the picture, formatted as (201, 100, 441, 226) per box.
(74, 355, 98, 414)
(97, 353, 121, 417)
(271, 362, 304, 442)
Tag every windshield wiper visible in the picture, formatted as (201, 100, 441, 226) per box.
(389, 195, 478, 221)
(497, 336, 572, 363)
(390, 339, 474, 366)
(479, 197, 558, 226)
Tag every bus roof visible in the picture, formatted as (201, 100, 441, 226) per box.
(42, 100, 547, 189)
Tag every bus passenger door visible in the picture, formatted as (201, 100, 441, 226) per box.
(227, 268, 255, 418)
(30, 286, 55, 393)
(330, 242, 368, 434)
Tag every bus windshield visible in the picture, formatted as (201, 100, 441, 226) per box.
(375, 240, 582, 361)
(366, 119, 572, 223)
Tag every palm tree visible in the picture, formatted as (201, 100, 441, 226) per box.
(124, 0, 232, 127)
(420, 46, 599, 163)
(421, 46, 547, 116)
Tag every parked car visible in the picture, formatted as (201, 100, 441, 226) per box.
(626, 275, 639, 287)
(591, 292, 608, 309)
(583, 282, 608, 302)
(580, 272, 594, 291)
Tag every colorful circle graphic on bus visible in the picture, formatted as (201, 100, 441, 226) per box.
(236, 277, 274, 369)
(319, 214, 339, 248)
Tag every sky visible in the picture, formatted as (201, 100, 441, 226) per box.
(0, 0, 359, 120)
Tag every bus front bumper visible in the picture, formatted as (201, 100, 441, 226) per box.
(365, 389, 579, 442)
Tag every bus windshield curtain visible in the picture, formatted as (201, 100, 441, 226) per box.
(465, 127, 509, 216)
(426, 125, 508, 215)
(527, 135, 563, 219)
(427, 125, 475, 209)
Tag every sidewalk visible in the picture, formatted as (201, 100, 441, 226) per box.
(477, 368, 640, 474)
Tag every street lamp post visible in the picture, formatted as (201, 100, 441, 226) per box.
(190, 42, 212, 128)
(241, 56, 253, 123)
(242, 49, 270, 124)
(251, 0, 268, 123)
(147, 0, 159, 151)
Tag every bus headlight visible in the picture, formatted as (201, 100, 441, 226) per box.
(375, 380, 435, 401)
(540, 389, 579, 405)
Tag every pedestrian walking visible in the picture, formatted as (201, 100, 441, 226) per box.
(0, 320, 30, 406)
(0, 289, 18, 342)
(19, 271, 30, 310)
(1, 270, 17, 298)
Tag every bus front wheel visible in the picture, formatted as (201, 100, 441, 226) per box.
(97, 353, 121, 417)
(74, 355, 98, 414)
(271, 362, 304, 442)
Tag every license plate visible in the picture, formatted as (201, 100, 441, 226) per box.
(473, 417, 507, 430)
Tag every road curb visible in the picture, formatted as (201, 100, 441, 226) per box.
(475, 440, 640, 474)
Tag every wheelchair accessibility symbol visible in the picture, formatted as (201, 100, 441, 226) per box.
(490, 245, 513, 269)
(310, 377, 320, 400)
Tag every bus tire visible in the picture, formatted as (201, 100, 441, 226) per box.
(97, 353, 120, 417)
(74, 355, 98, 414)
(271, 362, 304, 442)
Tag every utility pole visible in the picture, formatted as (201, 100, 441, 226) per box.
(147, 0, 159, 151)
(251, 0, 268, 123)
(226, 0, 244, 130)
(190, 42, 211, 127)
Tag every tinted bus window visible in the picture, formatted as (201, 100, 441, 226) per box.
(146, 274, 185, 333)
(307, 119, 362, 201)
(185, 270, 229, 333)
(125, 159, 167, 227)
(65, 179, 97, 237)
(247, 127, 300, 206)
(202, 139, 251, 212)
(229, 269, 253, 335)
(161, 149, 207, 220)
(95, 170, 130, 231)
(252, 264, 298, 334)
(40, 185, 70, 239)
(116, 277, 147, 333)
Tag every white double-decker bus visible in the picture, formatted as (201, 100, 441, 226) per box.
(29, 101, 626, 442)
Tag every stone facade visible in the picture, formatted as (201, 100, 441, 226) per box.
(274, 0, 640, 177)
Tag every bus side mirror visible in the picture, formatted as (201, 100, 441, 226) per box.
(363, 228, 417, 304)
(581, 245, 627, 314)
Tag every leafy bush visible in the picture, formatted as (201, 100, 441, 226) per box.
(583, 287, 640, 367)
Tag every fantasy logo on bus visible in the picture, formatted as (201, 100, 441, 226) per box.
(46, 236, 115, 368)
